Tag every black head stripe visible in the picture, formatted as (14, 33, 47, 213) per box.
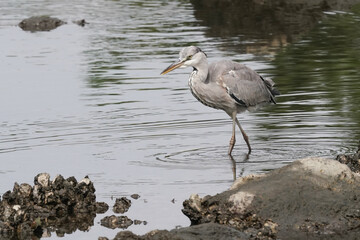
(195, 47, 207, 57)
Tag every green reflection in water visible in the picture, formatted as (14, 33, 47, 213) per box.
(269, 7, 360, 136)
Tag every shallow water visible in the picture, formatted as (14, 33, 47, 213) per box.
(1, 0, 360, 239)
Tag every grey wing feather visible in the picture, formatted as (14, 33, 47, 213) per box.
(210, 60, 277, 107)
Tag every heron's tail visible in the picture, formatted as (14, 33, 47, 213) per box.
(260, 76, 280, 104)
(264, 77, 280, 96)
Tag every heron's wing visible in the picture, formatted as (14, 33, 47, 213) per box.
(212, 60, 275, 107)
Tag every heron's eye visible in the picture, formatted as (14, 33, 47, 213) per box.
(187, 55, 193, 60)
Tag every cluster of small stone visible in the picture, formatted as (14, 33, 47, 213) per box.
(99, 195, 147, 239)
(0, 173, 108, 239)
(182, 195, 277, 240)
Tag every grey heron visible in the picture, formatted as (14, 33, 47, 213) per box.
(161, 46, 279, 155)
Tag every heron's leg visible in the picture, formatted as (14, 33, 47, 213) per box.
(228, 116, 236, 155)
(235, 117, 252, 154)
(229, 154, 236, 180)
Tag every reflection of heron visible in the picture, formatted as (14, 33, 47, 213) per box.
(161, 46, 279, 155)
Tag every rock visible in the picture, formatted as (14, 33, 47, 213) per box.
(133, 219, 142, 225)
(96, 202, 109, 214)
(130, 194, 140, 200)
(73, 19, 89, 27)
(80, 175, 91, 185)
(18, 16, 66, 32)
(100, 215, 133, 229)
(336, 141, 360, 173)
(113, 197, 131, 214)
(0, 173, 104, 239)
(34, 173, 50, 188)
(182, 157, 360, 239)
(98, 237, 109, 240)
(113, 231, 142, 240)
(19, 183, 32, 198)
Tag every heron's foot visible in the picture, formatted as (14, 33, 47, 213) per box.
(241, 131, 251, 154)
(247, 147, 252, 155)
(228, 136, 236, 155)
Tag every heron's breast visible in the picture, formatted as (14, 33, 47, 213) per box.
(188, 76, 236, 112)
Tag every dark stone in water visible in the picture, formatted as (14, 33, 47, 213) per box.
(18, 16, 66, 32)
(130, 194, 140, 200)
(96, 202, 110, 214)
(113, 197, 131, 214)
(0, 173, 107, 239)
(73, 19, 89, 27)
(98, 237, 109, 240)
(133, 219, 142, 225)
(100, 215, 133, 229)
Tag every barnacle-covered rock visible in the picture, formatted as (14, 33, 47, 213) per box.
(0, 174, 109, 239)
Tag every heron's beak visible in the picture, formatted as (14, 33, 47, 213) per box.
(160, 60, 185, 75)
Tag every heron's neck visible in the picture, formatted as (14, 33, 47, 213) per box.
(193, 59, 209, 83)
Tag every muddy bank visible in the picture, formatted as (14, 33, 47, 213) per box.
(108, 156, 360, 240)
(0, 173, 108, 239)
(182, 157, 360, 239)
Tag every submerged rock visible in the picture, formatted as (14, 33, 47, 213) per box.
(73, 19, 89, 27)
(96, 202, 110, 214)
(100, 215, 133, 229)
(113, 197, 131, 214)
(0, 174, 109, 239)
(18, 16, 66, 31)
(130, 194, 140, 200)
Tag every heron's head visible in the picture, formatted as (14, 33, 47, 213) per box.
(161, 46, 207, 75)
